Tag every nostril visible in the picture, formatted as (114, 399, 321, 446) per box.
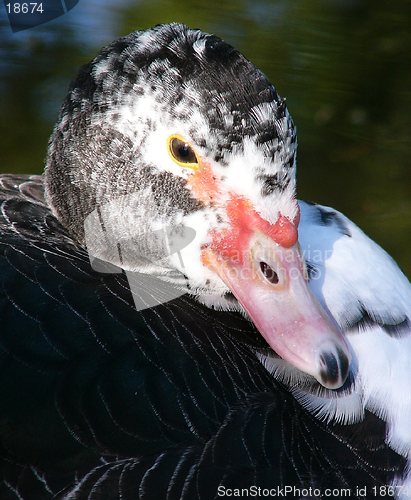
(259, 261, 279, 284)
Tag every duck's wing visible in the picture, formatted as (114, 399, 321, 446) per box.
(297, 201, 411, 456)
(0, 177, 404, 498)
(299, 200, 411, 337)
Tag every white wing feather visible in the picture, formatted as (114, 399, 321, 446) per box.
(261, 200, 411, 489)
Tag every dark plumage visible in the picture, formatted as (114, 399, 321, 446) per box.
(0, 175, 404, 499)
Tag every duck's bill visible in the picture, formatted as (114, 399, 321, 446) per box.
(205, 234, 351, 389)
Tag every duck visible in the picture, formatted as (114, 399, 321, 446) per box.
(0, 22, 409, 499)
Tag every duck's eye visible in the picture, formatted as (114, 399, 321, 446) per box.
(168, 135, 198, 168)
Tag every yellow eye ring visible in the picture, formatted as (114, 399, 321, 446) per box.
(167, 134, 199, 169)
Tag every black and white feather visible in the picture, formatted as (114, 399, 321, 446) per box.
(1, 23, 410, 499)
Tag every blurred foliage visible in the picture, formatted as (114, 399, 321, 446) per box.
(0, 0, 410, 274)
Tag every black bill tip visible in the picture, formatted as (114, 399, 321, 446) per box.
(317, 346, 350, 390)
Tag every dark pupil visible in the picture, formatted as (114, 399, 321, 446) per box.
(178, 145, 190, 158)
(172, 138, 196, 163)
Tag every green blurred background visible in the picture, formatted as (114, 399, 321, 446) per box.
(1, 0, 410, 274)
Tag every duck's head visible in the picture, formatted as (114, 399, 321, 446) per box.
(45, 23, 350, 389)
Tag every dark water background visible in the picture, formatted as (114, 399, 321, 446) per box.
(1, 0, 410, 275)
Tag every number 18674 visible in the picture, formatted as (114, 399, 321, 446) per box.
(6, 3, 44, 14)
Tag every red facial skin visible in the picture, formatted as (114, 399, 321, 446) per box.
(187, 161, 219, 204)
(187, 160, 299, 263)
(208, 195, 299, 266)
